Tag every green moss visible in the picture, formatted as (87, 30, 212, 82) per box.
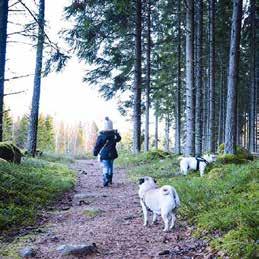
(211, 227, 258, 259)
(207, 167, 225, 180)
(0, 142, 23, 163)
(40, 152, 74, 164)
(217, 144, 253, 161)
(0, 158, 76, 235)
(83, 208, 102, 218)
(120, 152, 259, 258)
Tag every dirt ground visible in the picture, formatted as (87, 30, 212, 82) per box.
(5, 160, 218, 258)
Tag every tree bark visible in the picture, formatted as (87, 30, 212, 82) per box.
(184, 0, 195, 155)
(248, 0, 256, 152)
(0, 0, 8, 141)
(175, 0, 181, 155)
(27, 0, 45, 156)
(133, 0, 142, 154)
(195, 0, 203, 155)
(218, 68, 225, 146)
(164, 115, 170, 152)
(208, 0, 216, 153)
(224, 0, 242, 154)
(155, 108, 159, 149)
(144, 0, 151, 152)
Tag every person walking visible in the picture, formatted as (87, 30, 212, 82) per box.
(93, 117, 121, 187)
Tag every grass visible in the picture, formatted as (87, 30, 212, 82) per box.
(40, 152, 74, 164)
(0, 157, 76, 236)
(120, 150, 259, 259)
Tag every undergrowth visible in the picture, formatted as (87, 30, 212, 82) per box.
(40, 152, 74, 164)
(0, 157, 76, 236)
(121, 150, 259, 259)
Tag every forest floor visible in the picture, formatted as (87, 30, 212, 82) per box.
(2, 160, 218, 258)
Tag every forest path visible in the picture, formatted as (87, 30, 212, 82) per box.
(23, 160, 214, 258)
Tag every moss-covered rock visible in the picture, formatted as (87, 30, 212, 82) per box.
(217, 154, 250, 165)
(217, 144, 253, 161)
(146, 149, 172, 160)
(0, 142, 23, 164)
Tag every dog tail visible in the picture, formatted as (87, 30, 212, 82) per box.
(160, 186, 180, 208)
(177, 156, 184, 161)
(160, 186, 172, 195)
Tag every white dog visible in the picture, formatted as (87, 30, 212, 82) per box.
(138, 176, 180, 231)
(179, 154, 217, 177)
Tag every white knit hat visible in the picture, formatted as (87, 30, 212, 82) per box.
(103, 116, 113, 131)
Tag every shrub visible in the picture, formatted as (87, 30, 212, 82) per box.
(40, 152, 74, 164)
(0, 158, 76, 234)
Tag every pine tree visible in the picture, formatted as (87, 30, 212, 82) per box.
(27, 0, 45, 156)
(184, 0, 195, 155)
(224, 0, 243, 154)
(3, 108, 13, 141)
(0, 0, 9, 141)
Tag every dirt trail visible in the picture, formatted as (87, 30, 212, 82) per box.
(12, 160, 215, 258)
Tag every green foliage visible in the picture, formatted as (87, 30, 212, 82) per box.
(37, 114, 55, 152)
(3, 109, 13, 142)
(217, 144, 254, 164)
(0, 158, 75, 234)
(40, 152, 74, 164)
(211, 227, 258, 259)
(83, 208, 103, 218)
(120, 152, 259, 258)
(14, 115, 28, 149)
(116, 149, 176, 168)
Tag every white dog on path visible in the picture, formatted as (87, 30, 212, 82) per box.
(179, 154, 217, 177)
(138, 176, 180, 232)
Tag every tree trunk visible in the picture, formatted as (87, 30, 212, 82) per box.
(195, 0, 203, 156)
(164, 115, 170, 152)
(133, 0, 142, 154)
(208, 0, 216, 153)
(224, 0, 242, 154)
(248, 0, 256, 152)
(184, 0, 195, 155)
(202, 72, 208, 152)
(144, 0, 151, 152)
(27, 0, 45, 156)
(155, 108, 159, 149)
(0, 0, 8, 141)
(218, 68, 225, 146)
(175, 0, 181, 155)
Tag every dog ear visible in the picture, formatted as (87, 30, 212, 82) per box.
(138, 178, 145, 185)
(154, 178, 157, 183)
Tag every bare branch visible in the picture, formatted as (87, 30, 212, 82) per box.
(4, 73, 34, 81)
(17, 0, 59, 51)
(9, 1, 20, 8)
(4, 90, 26, 97)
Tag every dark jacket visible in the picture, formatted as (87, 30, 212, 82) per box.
(93, 130, 121, 160)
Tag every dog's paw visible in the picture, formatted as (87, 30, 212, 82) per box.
(143, 222, 148, 227)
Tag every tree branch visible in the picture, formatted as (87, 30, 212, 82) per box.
(4, 90, 26, 97)
(4, 73, 34, 81)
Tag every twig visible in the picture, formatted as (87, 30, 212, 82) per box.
(17, 0, 59, 51)
(4, 73, 34, 81)
(4, 90, 26, 96)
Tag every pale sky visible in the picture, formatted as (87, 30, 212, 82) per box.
(5, 0, 130, 132)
